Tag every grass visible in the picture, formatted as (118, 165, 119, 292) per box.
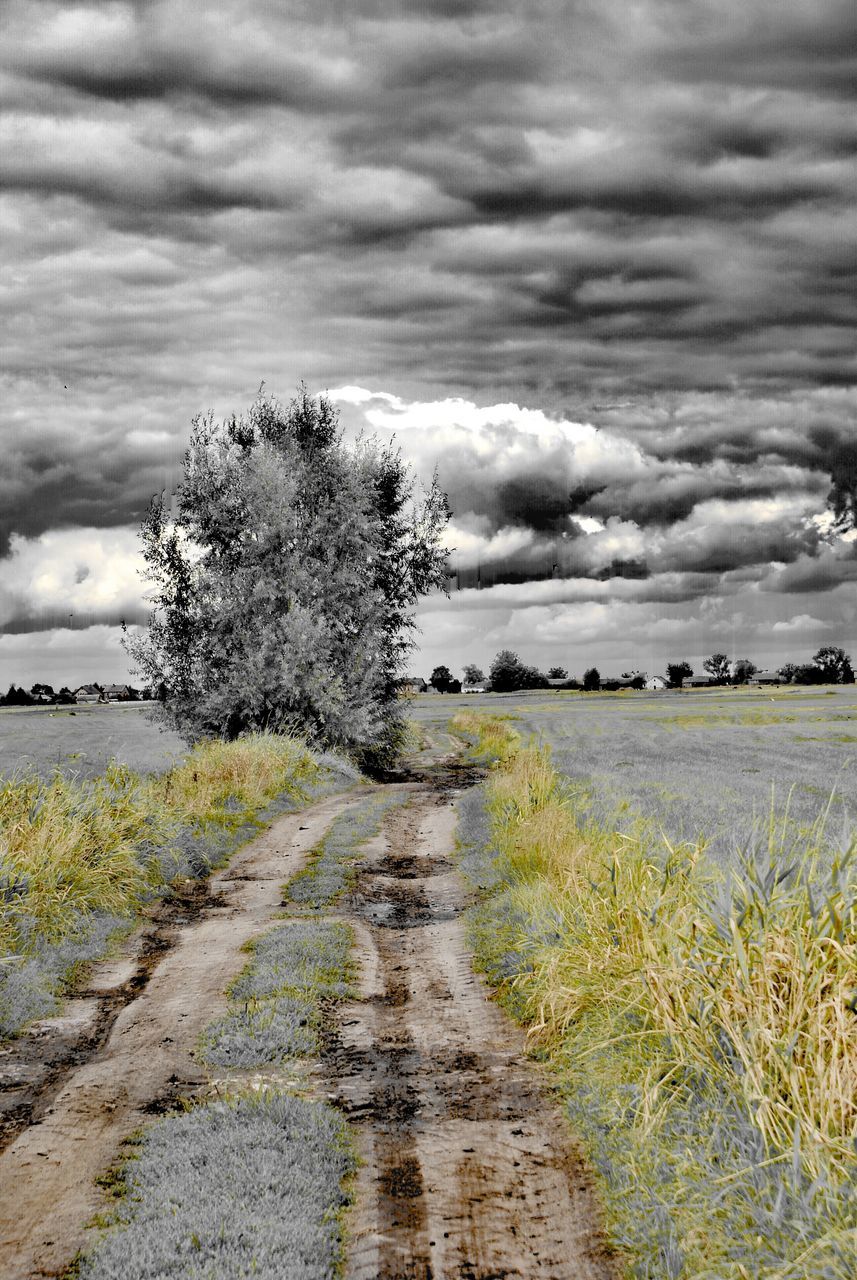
(452, 710, 857, 1279)
(286, 790, 409, 909)
(75, 1092, 356, 1280)
(429, 687, 857, 869)
(0, 733, 356, 1038)
(199, 919, 354, 1068)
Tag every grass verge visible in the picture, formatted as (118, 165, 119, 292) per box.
(0, 733, 358, 1038)
(452, 710, 856, 1280)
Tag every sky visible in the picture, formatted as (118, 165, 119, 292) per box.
(1, 0, 856, 689)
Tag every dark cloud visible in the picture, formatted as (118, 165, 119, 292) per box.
(0, 0, 854, 665)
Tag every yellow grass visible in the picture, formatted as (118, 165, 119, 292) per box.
(0, 734, 320, 957)
(457, 711, 856, 1187)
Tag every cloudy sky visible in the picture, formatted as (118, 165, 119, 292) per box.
(2, 0, 856, 688)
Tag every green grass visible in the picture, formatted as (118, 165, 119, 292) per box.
(453, 711, 857, 1279)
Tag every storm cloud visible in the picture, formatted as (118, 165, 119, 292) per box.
(1, 0, 855, 678)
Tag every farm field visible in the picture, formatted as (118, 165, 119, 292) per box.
(0, 704, 187, 782)
(411, 685, 857, 866)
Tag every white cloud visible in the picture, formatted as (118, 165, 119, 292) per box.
(771, 614, 829, 633)
(0, 527, 145, 625)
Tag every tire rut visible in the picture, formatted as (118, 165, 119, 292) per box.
(327, 775, 619, 1280)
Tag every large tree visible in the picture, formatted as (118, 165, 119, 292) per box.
(812, 645, 854, 684)
(665, 660, 693, 688)
(124, 389, 450, 761)
(702, 653, 731, 683)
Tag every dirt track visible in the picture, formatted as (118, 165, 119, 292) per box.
(331, 778, 617, 1280)
(0, 789, 365, 1279)
(0, 759, 617, 1280)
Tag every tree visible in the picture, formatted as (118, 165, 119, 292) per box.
(124, 388, 450, 762)
(812, 645, 854, 684)
(430, 665, 455, 692)
(665, 661, 693, 688)
(462, 664, 485, 685)
(778, 662, 798, 683)
(702, 653, 731, 683)
(582, 666, 601, 691)
(56, 687, 76, 704)
(547, 666, 568, 680)
(488, 650, 527, 692)
(731, 658, 757, 685)
(30, 683, 56, 702)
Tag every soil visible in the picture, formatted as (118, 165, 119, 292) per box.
(329, 775, 619, 1280)
(0, 750, 619, 1280)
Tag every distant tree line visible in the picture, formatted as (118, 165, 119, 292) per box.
(422, 644, 854, 694)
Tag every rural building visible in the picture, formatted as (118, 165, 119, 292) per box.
(103, 684, 133, 701)
(685, 675, 717, 687)
(73, 684, 103, 703)
(751, 670, 785, 686)
(462, 683, 486, 694)
(398, 677, 427, 694)
(645, 676, 667, 690)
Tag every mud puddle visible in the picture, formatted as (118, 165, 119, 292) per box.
(0, 788, 364, 1280)
(327, 778, 618, 1280)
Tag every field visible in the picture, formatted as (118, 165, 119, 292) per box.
(412, 685, 857, 866)
(442, 690, 856, 1278)
(0, 704, 188, 782)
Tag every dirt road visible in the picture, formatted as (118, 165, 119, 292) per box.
(0, 761, 617, 1280)
(330, 772, 618, 1280)
(0, 789, 366, 1279)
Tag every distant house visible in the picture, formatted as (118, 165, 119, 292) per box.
(686, 675, 717, 687)
(462, 683, 486, 694)
(751, 671, 785, 686)
(103, 684, 133, 702)
(74, 684, 102, 703)
(398, 677, 427, 694)
(645, 676, 667, 690)
(546, 677, 568, 688)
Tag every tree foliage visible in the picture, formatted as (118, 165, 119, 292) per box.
(124, 389, 450, 760)
(488, 650, 548, 692)
(462, 664, 485, 685)
(702, 653, 731, 683)
(665, 660, 693, 688)
(430, 665, 456, 692)
(547, 666, 568, 680)
(731, 658, 757, 685)
(582, 666, 601, 691)
(812, 645, 854, 684)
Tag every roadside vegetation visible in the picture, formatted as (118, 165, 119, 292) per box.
(0, 733, 354, 1038)
(452, 708, 856, 1279)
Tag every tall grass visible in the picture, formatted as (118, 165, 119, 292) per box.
(452, 711, 857, 1277)
(0, 733, 325, 1034)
